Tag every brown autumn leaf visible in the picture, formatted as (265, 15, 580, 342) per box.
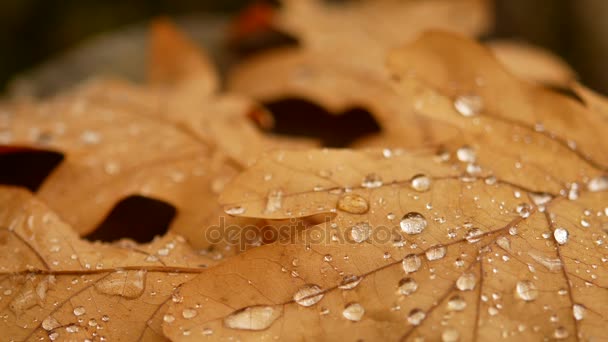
(487, 40, 576, 87)
(162, 33, 608, 341)
(0, 20, 302, 249)
(0, 186, 214, 341)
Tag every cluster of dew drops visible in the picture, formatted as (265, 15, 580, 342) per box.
(219, 94, 608, 340)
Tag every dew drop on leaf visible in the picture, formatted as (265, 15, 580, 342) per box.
(456, 273, 476, 291)
(400, 212, 427, 235)
(572, 304, 586, 321)
(410, 174, 431, 192)
(442, 328, 461, 342)
(339, 275, 363, 290)
(224, 306, 281, 331)
(407, 308, 426, 326)
(516, 280, 538, 301)
(454, 94, 483, 117)
(553, 227, 569, 245)
(337, 194, 369, 214)
(587, 175, 608, 192)
(516, 203, 532, 218)
(397, 278, 418, 296)
(361, 173, 383, 188)
(95, 270, 146, 299)
(465, 227, 483, 243)
(342, 303, 365, 322)
(182, 308, 198, 319)
(42, 316, 60, 331)
(553, 326, 569, 339)
(73, 306, 86, 316)
(447, 296, 467, 311)
(163, 314, 175, 323)
(294, 284, 324, 307)
(425, 245, 447, 261)
(350, 222, 372, 243)
(264, 189, 283, 214)
(496, 236, 511, 251)
(402, 254, 422, 273)
(456, 146, 476, 163)
(225, 206, 246, 215)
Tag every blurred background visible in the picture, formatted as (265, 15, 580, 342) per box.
(1, 0, 607, 95)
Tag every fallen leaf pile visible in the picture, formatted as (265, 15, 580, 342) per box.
(0, 1, 606, 341)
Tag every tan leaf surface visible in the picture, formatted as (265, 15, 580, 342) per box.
(162, 33, 608, 341)
(0, 186, 213, 341)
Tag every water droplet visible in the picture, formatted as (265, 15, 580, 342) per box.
(337, 194, 369, 214)
(224, 305, 281, 331)
(407, 308, 426, 325)
(528, 251, 562, 272)
(588, 175, 608, 192)
(456, 146, 476, 163)
(553, 227, 569, 245)
(496, 236, 511, 250)
(456, 273, 476, 291)
(465, 227, 483, 243)
(163, 314, 175, 323)
(572, 304, 586, 321)
(95, 271, 146, 299)
(323, 254, 333, 262)
(264, 189, 283, 214)
(530, 192, 553, 208)
(425, 245, 447, 261)
(182, 308, 198, 319)
(361, 173, 383, 188)
(225, 206, 246, 215)
(516, 280, 538, 301)
(339, 275, 363, 290)
(400, 212, 427, 235)
(447, 296, 467, 311)
(80, 130, 101, 144)
(73, 306, 86, 316)
(410, 174, 431, 192)
(397, 278, 418, 296)
(442, 328, 460, 342)
(516, 203, 532, 218)
(553, 326, 569, 339)
(454, 94, 483, 117)
(342, 303, 365, 321)
(65, 324, 79, 333)
(402, 254, 422, 273)
(568, 183, 580, 200)
(101, 315, 110, 322)
(49, 332, 59, 341)
(294, 284, 324, 307)
(350, 222, 372, 243)
(42, 316, 60, 331)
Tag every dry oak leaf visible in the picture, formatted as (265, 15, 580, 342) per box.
(0, 186, 214, 341)
(274, 0, 492, 68)
(162, 149, 607, 341)
(0, 20, 294, 249)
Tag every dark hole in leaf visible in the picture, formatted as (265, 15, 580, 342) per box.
(85, 195, 176, 243)
(0, 147, 64, 192)
(260, 98, 382, 147)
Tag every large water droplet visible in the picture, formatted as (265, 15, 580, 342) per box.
(402, 254, 422, 273)
(465, 227, 483, 243)
(163, 314, 175, 323)
(447, 296, 467, 311)
(528, 251, 562, 272)
(410, 174, 431, 192)
(442, 328, 460, 342)
(516, 203, 532, 218)
(553, 227, 569, 245)
(225, 206, 246, 215)
(182, 308, 198, 319)
(339, 275, 363, 290)
(456, 273, 476, 291)
(42, 316, 60, 331)
(553, 326, 569, 339)
(572, 304, 586, 321)
(407, 308, 426, 325)
(73, 306, 86, 316)
(400, 212, 427, 235)
(425, 245, 447, 261)
(397, 278, 418, 296)
(337, 194, 369, 214)
(516, 280, 538, 301)
(95, 270, 146, 299)
(224, 305, 282, 331)
(350, 222, 372, 243)
(342, 303, 365, 321)
(361, 173, 383, 188)
(454, 95, 483, 117)
(588, 175, 608, 192)
(294, 284, 324, 307)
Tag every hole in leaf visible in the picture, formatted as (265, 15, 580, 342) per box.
(85, 195, 176, 243)
(260, 98, 382, 147)
(0, 147, 64, 192)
